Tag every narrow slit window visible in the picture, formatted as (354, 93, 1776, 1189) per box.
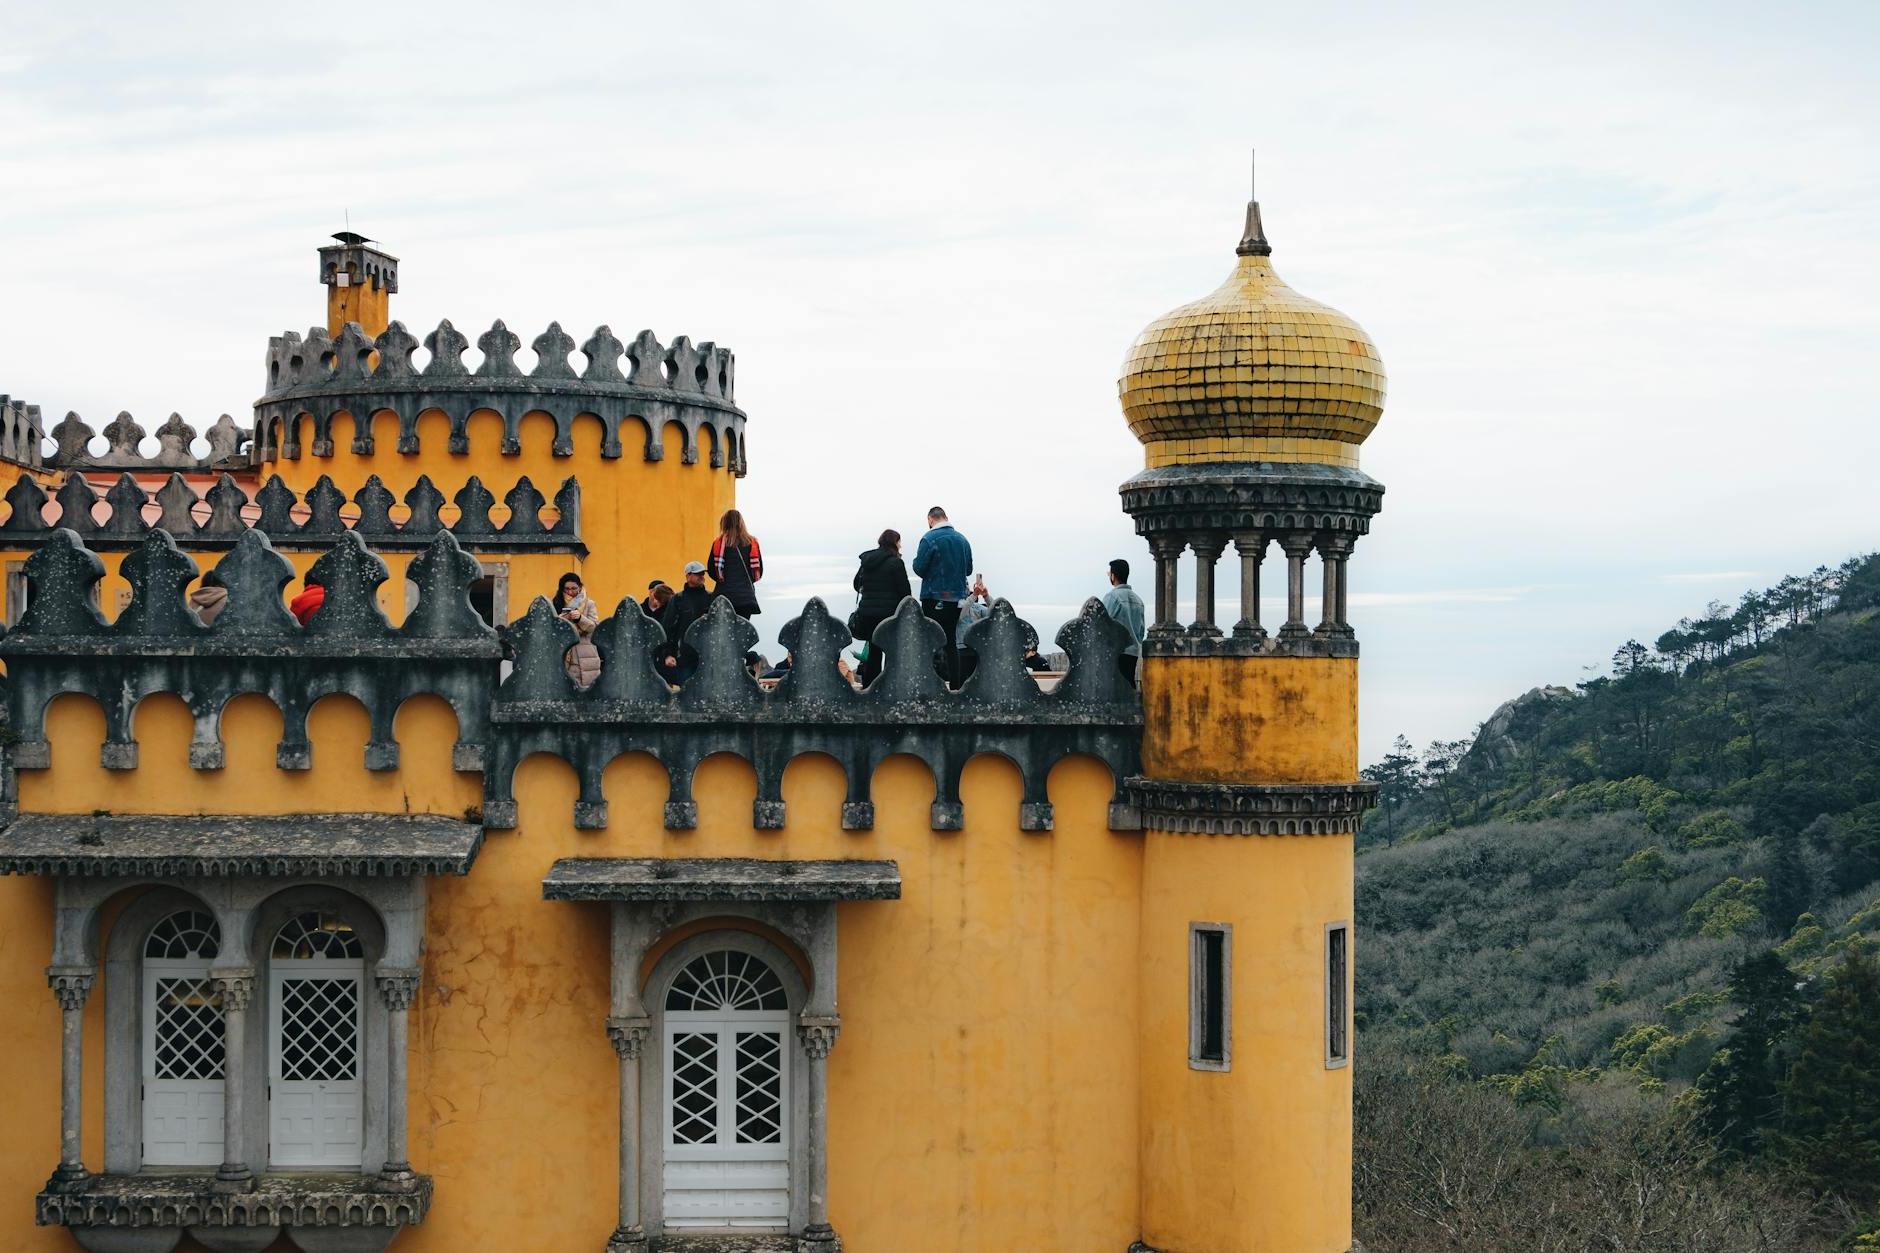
(1189, 923, 1231, 1071)
(1326, 922, 1350, 1068)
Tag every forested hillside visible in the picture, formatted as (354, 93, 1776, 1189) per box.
(1353, 553, 1880, 1251)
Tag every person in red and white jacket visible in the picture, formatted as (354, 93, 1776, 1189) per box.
(706, 509, 764, 617)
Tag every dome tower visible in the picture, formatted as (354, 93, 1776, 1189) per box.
(1122, 192, 1383, 1253)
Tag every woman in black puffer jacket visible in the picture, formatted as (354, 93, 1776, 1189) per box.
(851, 529, 911, 688)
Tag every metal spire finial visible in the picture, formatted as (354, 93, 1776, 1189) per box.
(1237, 149, 1271, 257)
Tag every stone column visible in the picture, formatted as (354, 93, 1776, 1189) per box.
(1315, 536, 1354, 638)
(606, 1016, 650, 1253)
(46, 966, 94, 1192)
(1147, 536, 1185, 637)
(1232, 532, 1266, 640)
(1188, 534, 1225, 637)
(797, 1015, 842, 1250)
(375, 968, 422, 1192)
(1278, 534, 1315, 640)
(210, 970, 256, 1193)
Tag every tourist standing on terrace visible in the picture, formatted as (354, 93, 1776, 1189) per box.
(1103, 558, 1145, 684)
(851, 528, 911, 688)
(707, 508, 764, 618)
(659, 561, 714, 685)
(913, 506, 972, 686)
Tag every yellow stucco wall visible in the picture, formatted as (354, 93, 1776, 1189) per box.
(1139, 831, 1354, 1253)
(1141, 656, 1358, 784)
(0, 697, 1146, 1252)
(256, 412, 736, 614)
(326, 283, 391, 339)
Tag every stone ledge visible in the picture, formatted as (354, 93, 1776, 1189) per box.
(1124, 778, 1377, 836)
(0, 814, 485, 878)
(544, 857, 901, 903)
(36, 1171, 431, 1229)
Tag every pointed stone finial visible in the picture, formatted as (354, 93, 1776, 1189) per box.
(677, 597, 763, 709)
(102, 473, 149, 534)
(498, 597, 579, 702)
(775, 598, 855, 706)
(530, 322, 577, 379)
(402, 532, 491, 640)
(14, 529, 107, 635)
(590, 598, 672, 703)
(115, 530, 201, 637)
(476, 320, 522, 378)
(959, 599, 1044, 705)
(212, 530, 297, 634)
(303, 531, 392, 637)
(1237, 200, 1271, 257)
(867, 598, 949, 704)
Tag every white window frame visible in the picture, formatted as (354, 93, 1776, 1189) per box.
(268, 920, 367, 1168)
(1325, 920, 1351, 1070)
(1188, 921, 1232, 1072)
(140, 911, 225, 1167)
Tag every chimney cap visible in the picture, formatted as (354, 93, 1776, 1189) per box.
(331, 230, 373, 246)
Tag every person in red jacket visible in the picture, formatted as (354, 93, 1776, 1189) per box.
(706, 509, 764, 617)
(289, 576, 324, 625)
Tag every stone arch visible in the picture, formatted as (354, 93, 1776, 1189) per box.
(639, 928, 812, 1237)
(101, 883, 230, 1174)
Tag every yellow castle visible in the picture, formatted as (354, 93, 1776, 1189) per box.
(0, 193, 1385, 1253)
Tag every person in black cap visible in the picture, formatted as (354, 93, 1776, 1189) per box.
(658, 562, 713, 685)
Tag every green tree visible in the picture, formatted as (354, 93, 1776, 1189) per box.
(1778, 945, 1880, 1203)
(1361, 734, 1419, 847)
(1697, 951, 1804, 1157)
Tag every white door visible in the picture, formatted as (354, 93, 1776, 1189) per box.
(143, 969, 227, 1164)
(662, 950, 791, 1230)
(141, 908, 226, 1166)
(268, 912, 365, 1167)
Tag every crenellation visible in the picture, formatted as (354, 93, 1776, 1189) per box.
(0, 469, 584, 552)
(41, 409, 254, 473)
(0, 395, 46, 468)
(253, 316, 745, 473)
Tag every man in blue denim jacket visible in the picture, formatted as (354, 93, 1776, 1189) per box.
(912, 506, 973, 686)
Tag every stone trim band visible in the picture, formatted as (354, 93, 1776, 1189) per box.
(1124, 778, 1377, 836)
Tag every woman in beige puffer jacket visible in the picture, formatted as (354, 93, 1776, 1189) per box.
(554, 571, 602, 688)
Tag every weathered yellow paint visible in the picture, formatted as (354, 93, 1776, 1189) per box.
(327, 280, 391, 339)
(1142, 655, 1358, 784)
(256, 413, 736, 612)
(1139, 831, 1353, 1252)
(0, 705, 1145, 1251)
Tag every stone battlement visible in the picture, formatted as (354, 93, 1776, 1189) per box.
(0, 529, 1142, 832)
(0, 396, 45, 470)
(45, 410, 252, 473)
(256, 319, 745, 471)
(0, 469, 582, 552)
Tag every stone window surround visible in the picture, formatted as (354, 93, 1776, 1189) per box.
(1325, 920, 1351, 1071)
(46, 873, 426, 1195)
(1188, 921, 1232, 1073)
(604, 899, 846, 1253)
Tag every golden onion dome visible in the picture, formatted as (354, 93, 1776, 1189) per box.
(1119, 201, 1386, 469)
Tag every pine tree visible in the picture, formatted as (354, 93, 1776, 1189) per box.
(1696, 950, 1803, 1157)
(1764, 826, 1811, 931)
(1778, 945, 1880, 1202)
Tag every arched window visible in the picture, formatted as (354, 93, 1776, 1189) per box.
(142, 909, 224, 1166)
(268, 910, 365, 1167)
(662, 949, 790, 1230)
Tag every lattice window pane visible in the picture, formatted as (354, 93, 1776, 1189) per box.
(153, 977, 225, 1080)
(145, 910, 221, 960)
(670, 1031, 720, 1145)
(734, 1031, 783, 1145)
(272, 911, 364, 960)
(278, 978, 360, 1081)
(665, 950, 788, 1012)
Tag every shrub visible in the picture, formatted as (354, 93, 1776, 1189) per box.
(1686, 877, 1768, 938)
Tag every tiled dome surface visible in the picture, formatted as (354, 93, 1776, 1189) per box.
(1119, 244, 1385, 468)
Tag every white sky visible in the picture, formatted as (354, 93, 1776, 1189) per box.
(2, 2, 1875, 763)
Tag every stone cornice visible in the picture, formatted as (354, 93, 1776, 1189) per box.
(1124, 778, 1377, 836)
(36, 1171, 432, 1229)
